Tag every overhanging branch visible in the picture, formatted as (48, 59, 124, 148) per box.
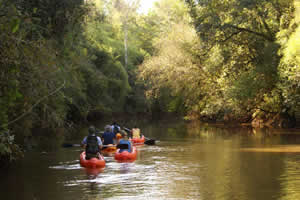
(224, 24, 275, 42)
(3, 80, 66, 128)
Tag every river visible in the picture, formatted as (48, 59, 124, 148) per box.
(1, 120, 300, 200)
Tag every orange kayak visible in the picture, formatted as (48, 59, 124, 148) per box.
(101, 146, 117, 154)
(114, 146, 137, 162)
(80, 152, 105, 168)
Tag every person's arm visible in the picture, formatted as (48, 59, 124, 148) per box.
(128, 141, 132, 151)
(101, 132, 105, 143)
(97, 137, 103, 149)
(81, 137, 87, 148)
(112, 132, 117, 144)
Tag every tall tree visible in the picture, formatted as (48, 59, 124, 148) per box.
(111, 0, 141, 69)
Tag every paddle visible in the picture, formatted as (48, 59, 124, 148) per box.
(123, 127, 156, 145)
(96, 130, 104, 135)
(62, 143, 118, 148)
(62, 143, 128, 150)
(62, 143, 81, 148)
(144, 138, 155, 145)
(62, 129, 104, 148)
(101, 144, 129, 149)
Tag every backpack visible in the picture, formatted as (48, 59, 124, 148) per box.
(86, 135, 99, 154)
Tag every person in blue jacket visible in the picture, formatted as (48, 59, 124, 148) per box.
(101, 125, 116, 146)
(117, 130, 132, 153)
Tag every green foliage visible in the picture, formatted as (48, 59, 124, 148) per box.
(277, 0, 300, 113)
(140, 0, 299, 121)
(180, 0, 294, 119)
(139, 19, 199, 113)
(0, 0, 152, 165)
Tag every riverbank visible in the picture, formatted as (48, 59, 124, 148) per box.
(185, 110, 299, 129)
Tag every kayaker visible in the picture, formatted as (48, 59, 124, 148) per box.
(102, 125, 116, 146)
(81, 125, 103, 160)
(111, 122, 121, 135)
(132, 126, 141, 139)
(117, 130, 132, 153)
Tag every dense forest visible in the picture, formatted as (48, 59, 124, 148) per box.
(0, 0, 299, 164)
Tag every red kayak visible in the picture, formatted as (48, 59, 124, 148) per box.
(80, 152, 105, 168)
(130, 136, 145, 145)
(114, 146, 137, 162)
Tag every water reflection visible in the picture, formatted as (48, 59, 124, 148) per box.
(84, 167, 105, 177)
(279, 156, 300, 200)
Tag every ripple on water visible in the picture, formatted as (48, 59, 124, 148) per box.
(49, 162, 81, 170)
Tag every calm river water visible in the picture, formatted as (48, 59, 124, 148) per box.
(1, 120, 300, 200)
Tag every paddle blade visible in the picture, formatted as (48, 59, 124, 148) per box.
(62, 143, 81, 148)
(62, 143, 74, 148)
(144, 139, 155, 145)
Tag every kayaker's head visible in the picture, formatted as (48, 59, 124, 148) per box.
(104, 125, 111, 132)
(88, 126, 95, 135)
(121, 130, 128, 140)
